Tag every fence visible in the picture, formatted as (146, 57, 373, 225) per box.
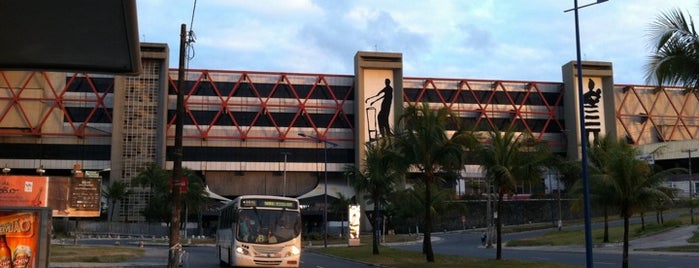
(53, 219, 171, 238)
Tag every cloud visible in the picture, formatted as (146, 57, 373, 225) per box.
(137, 0, 699, 84)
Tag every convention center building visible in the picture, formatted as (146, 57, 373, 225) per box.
(0, 43, 696, 222)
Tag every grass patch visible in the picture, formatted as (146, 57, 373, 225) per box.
(642, 245, 699, 252)
(501, 222, 559, 234)
(507, 219, 682, 247)
(50, 245, 144, 263)
(633, 219, 682, 235)
(689, 232, 699, 243)
(311, 245, 577, 268)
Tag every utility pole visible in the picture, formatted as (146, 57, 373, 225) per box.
(683, 148, 697, 224)
(168, 23, 187, 268)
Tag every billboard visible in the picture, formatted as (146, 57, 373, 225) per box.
(0, 176, 48, 207)
(0, 208, 51, 268)
(0, 175, 101, 217)
(48, 177, 101, 218)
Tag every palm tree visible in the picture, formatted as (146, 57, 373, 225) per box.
(394, 103, 476, 262)
(102, 180, 131, 222)
(389, 182, 461, 232)
(645, 7, 699, 92)
(133, 163, 168, 190)
(385, 187, 423, 235)
(473, 129, 552, 260)
(344, 136, 405, 255)
(131, 164, 208, 224)
(181, 168, 208, 231)
(330, 192, 352, 238)
(132, 163, 168, 223)
(574, 134, 619, 243)
(571, 175, 615, 242)
(586, 135, 680, 268)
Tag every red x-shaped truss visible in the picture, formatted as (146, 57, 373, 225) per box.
(166, 70, 355, 143)
(616, 85, 699, 144)
(0, 71, 113, 137)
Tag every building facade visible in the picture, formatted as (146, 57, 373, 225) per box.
(0, 43, 697, 222)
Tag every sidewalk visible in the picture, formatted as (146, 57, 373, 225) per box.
(508, 225, 699, 256)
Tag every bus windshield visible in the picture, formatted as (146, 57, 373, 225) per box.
(237, 209, 301, 244)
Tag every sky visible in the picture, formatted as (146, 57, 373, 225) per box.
(136, 0, 698, 85)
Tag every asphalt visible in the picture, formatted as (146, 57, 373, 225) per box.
(48, 225, 699, 267)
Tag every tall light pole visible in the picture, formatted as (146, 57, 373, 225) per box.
(683, 148, 697, 224)
(565, 1, 608, 267)
(281, 152, 291, 197)
(298, 133, 338, 248)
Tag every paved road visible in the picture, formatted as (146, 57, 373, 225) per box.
(390, 225, 699, 268)
(48, 240, 369, 268)
(48, 223, 699, 267)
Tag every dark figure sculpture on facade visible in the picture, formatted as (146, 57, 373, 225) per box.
(583, 78, 602, 142)
(365, 78, 393, 136)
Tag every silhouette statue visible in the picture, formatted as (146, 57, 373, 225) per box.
(583, 78, 603, 142)
(365, 78, 393, 136)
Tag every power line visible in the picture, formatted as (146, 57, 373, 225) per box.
(186, 0, 198, 63)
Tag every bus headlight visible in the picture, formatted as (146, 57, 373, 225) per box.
(236, 246, 250, 256)
(290, 246, 301, 255)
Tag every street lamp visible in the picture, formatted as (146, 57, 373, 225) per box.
(683, 149, 697, 224)
(281, 152, 291, 197)
(298, 133, 338, 248)
(565, 1, 608, 267)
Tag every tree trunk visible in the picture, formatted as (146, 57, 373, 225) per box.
(372, 196, 380, 255)
(341, 213, 346, 239)
(622, 215, 630, 268)
(486, 181, 493, 248)
(603, 206, 609, 243)
(110, 200, 116, 222)
(197, 210, 203, 236)
(496, 192, 503, 260)
(660, 210, 664, 224)
(423, 181, 435, 262)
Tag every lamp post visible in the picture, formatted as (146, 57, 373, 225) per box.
(298, 133, 338, 248)
(683, 148, 697, 224)
(281, 152, 291, 197)
(565, 1, 608, 267)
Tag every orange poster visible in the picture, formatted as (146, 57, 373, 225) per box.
(0, 211, 39, 268)
(0, 176, 48, 207)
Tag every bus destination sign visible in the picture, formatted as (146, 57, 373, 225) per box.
(241, 198, 297, 209)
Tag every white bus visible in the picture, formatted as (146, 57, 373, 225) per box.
(217, 195, 302, 268)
